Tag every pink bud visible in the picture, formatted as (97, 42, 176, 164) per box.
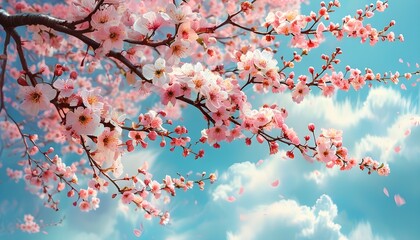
(70, 71, 78, 79)
(17, 76, 29, 86)
(286, 151, 295, 159)
(127, 144, 134, 152)
(256, 135, 264, 144)
(319, 7, 327, 16)
(147, 131, 157, 141)
(67, 189, 75, 198)
(308, 67, 315, 75)
(47, 147, 54, 154)
(57, 182, 65, 192)
(308, 123, 315, 132)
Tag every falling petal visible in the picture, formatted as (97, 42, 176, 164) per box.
(383, 187, 389, 197)
(133, 224, 143, 237)
(227, 196, 236, 202)
(404, 129, 411, 137)
(133, 229, 142, 237)
(238, 187, 244, 195)
(400, 84, 406, 90)
(407, 62, 410, 67)
(271, 179, 280, 187)
(394, 146, 401, 153)
(398, 58, 403, 63)
(256, 159, 264, 166)
(394, 194, 406, 206)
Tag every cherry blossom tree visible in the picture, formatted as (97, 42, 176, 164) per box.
(0, 0, 417, 234)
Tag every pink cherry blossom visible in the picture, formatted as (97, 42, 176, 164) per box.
(66, 107, 100, 135)
(133, 11, 169, 36)
(292, 81, 310, 103)
(79, 201, 91, 212)
(91, 5, 120, 30)
(121, 191, 135, 204)
(19, 214, 40, 234)
(206, 126, 228, 145)
(143, 58, 171, 87)
(95, 24, 127, 52)
(53, 79, 74, 98)
(19, 83, 57, 116)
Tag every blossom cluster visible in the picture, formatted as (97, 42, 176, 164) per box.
(19, 214, 40, 234)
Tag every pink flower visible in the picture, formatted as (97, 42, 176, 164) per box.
(19, 83, 57, 116)
(133, 11, 169, 36)
(149, 180, 161, 199)
(81, 88, 104, 112)
(90, 197, 100, 210)
(166, 39, 191, 65)
(79, 201, 91, 212)
(19, 214, 40, 233)
(128, 131, 147, 144)
(178, 22, 198, 42)
(121, 191, 134, 204)
(166, 4, 194, 23)
(292, 82, 309, 103)
(66, 107, 100, 135)
(91, 5, 120, 29)
(321, 128, 342, 145)
(200, 84, 228, 112)
(377, 163, 390, 176)
(53, 79, 74, 98)
(143, 58, 171, 86)
(317, 146, 336, 163)
(97, 128, 121, 151)
(161, 83, 182, 106)
(95, 24, 127, 52)
(206, 126, 228, 144)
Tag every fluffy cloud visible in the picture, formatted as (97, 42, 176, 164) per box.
(226, 194, 346, 240)
(212, 156, 288, 202)
(348, 222, 394, 240)
(353, 114, 420, 162)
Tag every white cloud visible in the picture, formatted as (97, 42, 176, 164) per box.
(354, 114, 420, 162)
(226, 194, 346, 240)
(348, 222, 394, 240)
(212, 155, 288, 202)
(304, 169, 337, 185)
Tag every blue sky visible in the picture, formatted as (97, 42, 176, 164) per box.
(1, 0, 419, 239)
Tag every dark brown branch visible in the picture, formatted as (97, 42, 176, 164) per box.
(8, 29, 37, 86)
(0, 31, 10, 110)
